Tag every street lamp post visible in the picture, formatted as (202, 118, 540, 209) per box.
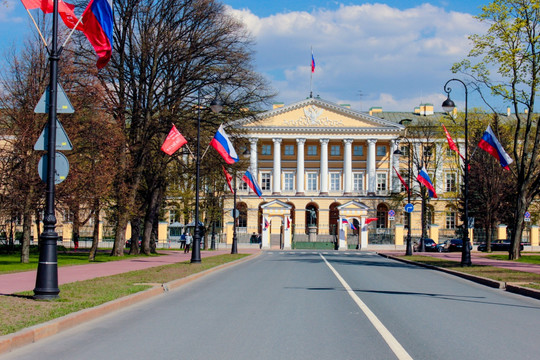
(231, 173, 238, 254)
(34, 1, 60, 299)
(394, 144, 413, 256)
(191, 88, 223, 263)
(442, 79, 472, 267)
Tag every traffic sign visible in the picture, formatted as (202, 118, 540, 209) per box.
(389, 216, 395, 221)
(525, 212, 531, 222)
(404, 203, 414, 213)
(38, 153, 69, 184)
(388, 210, 395, 217)
(34, 83, 75, 113)
(231, 209, 239, 218)
(34, 118, 73, 151)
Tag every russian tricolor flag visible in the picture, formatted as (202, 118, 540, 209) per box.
(417, 167, 437, 198)
(342, 218, 356, 230)
(478, 125, 513, 170)
(210, 124, 239, 165)
(242, 170, 262, 198)
(82, 0, 113, 69)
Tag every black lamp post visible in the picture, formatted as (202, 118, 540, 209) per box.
(231, 173, 238, 254)
(393, 144, 413, 256)
(442, 79, 472, 267)
(34, 1, 60, 299)
(191, 89, 223, 263)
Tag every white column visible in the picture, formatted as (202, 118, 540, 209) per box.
(343, 139, 353, 195)
(360, 218, 369, 249)
(338, 217, 347, 250)
(296, 138, 306, 195)
(272, 138, 282, 194)
(367, 139, 377, 195)
(390, 139, 399, 193)
(249, 138, 258, 194)
(262, 216, 270, 249)
(320, 139, 329, 195)
(283, 215, 292, 250)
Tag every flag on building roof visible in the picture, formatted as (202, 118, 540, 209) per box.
(311, 49, 316, 73)
(21, 0, 82, 30)
(82, 0, 113, 69)
(417, 167, 437, 198)
(442, 124, 465, 161)
(160, 124, 187, 155)
(478, 125, 513, 170)
(210, 124, 239, 165)
(393, 166, 409, 195)
(242, 170, 262, 198)
(222, 166, 234, 193)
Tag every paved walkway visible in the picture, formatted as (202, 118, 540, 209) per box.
(380, 251, 540, 275)
(0, 249, 260, 295)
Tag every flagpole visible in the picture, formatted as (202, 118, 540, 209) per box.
(310, 46, 313, 98)
(34, 0, 60, 299)
(231, 172, 238, 254)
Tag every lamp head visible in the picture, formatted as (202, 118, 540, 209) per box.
(442, 96, 456, 113)
(393, 149, 403, 156)
(210, 97, 223, 113)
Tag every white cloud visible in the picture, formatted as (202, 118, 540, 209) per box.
(0, 1, 23, 23)
(227, 3, 490, 111)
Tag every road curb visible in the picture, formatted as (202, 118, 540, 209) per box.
(378, 253, 540, 300)
(0, 252, 261, 356)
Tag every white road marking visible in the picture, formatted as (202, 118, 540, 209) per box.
(320, 253, 413, 360)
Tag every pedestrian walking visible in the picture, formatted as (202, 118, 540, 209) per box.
(184, 233, 192, 253)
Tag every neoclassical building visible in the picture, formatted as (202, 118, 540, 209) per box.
(223, 97, 410, 249)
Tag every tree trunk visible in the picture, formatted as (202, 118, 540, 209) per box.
(129, 217, 141, 255)
(89, 199, 100, 261)
(509, 194, 528, 260)
(141, 185, 162, 255)
(20, 212, 32, 263)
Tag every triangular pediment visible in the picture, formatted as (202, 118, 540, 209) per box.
(260, 199, 292, 210)
(237, 98, 402, 132)
(337, 201, 371, 211)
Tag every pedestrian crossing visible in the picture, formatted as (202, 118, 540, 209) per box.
(266, 250, 376, 256)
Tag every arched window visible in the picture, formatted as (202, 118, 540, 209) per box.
(329, 202, 341, 235)
(237, 202, 248, 228)
(376, 203, 389, 228)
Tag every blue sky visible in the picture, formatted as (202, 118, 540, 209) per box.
(1, 1, 506, 112)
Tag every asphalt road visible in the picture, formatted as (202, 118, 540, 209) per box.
(2, 251, 539, 360)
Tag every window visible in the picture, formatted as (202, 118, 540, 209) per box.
(446, 147, 454, 157)
(331, 145, 340, 156)
(330, 173, 341, 191)
(284, 145, 294, 156)
(261, 173, 271, 191)
(445, 173, 457, 192)
(446, 211, 456, 229)
(307, 173, 317, 191)
(423, 145, 433, 158)
(261, 144, 271, 155)
(238, 178, 248, 191)
(353, 145, 363, 156)
(237, 203, 247, 228)
(377, 145, 387, 156)
(169, 211, 176, 224)
(400, 145, 410, 156)
(353, 173, 363, 192)
(307, 145, 317, 156)
(400, 171, 409, 192)
(376, 173, 387, 192)
(284, 172, 294, 191)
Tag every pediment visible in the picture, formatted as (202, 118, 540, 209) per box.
(239, 98, 402, 131)
(260, 199, 292, 210)
(337, 201, 371, 211)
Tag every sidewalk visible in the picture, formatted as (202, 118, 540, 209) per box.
(380, 251, 540, 275)
(0, 249, 260, 295)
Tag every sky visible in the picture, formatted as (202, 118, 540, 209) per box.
(1, 1, 504, 112)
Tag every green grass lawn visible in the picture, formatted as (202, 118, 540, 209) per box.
(400, 255, 540, 290)
(485, 254, 540, 265)
(0, 247, 159, 274)
(0, 253, 249, 336)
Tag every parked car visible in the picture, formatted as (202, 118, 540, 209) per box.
(413, 238, 438, 252)
(440, 238, 473, 252)
(477, 239, 523, 252)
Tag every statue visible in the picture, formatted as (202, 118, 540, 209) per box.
(308, 208, 317, 225)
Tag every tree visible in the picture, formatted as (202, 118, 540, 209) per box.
(453, 0, 540, 259)
(90, 0, 271, 256)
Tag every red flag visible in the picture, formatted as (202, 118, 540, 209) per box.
(442, 124, 465, 161)
(365, 218, 378, 225)
(161, 124, 187, 155)
(21, 0, 83, 30)
(393, 166, 409, 194)
(222, 166, 234, 193)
